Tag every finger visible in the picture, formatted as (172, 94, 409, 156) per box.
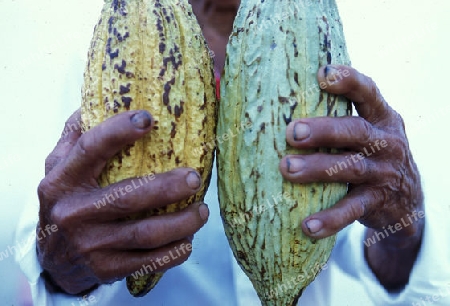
(45, 109, 83, 175)
(279, 152, 401, 184)
(52, 168, 202, 222)
(54, 110, 153, 185)
(285, 117, 389, 151)
(92, 203, 209, 250)
(301, 187, 381, 239)
(317, 65, 394, 124)
(93, 238, 194, 283)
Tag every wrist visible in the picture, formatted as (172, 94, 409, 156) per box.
(364, 211, 425, 250)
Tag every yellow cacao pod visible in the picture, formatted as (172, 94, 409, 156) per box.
(81, 0, 216, 297)
(218, 0, 351, 305)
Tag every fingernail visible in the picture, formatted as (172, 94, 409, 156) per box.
(186, 171, 201, 190)
(324, 65, 338, 78)
(287, 158, 304, 173)
(293, 123, 310, 141)
(131, 111, 152, 129)
(198, 203, 209, 221)
(306, 219, 323, 234)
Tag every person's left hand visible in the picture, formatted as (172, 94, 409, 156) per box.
(279, 65, 424, 245)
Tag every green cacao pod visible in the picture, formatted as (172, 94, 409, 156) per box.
(81, 0, 216, 297)
(218, 0, 351, 305)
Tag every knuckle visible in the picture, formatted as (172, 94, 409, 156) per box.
(385, 133, 407, 159)
(77, 132, 106, 162)
(349, 199, 366, 221)
(352, 157, 367, 179)
(77, 135, 93, 158)
(37, 177, 59, 204)
(356, 117, 373, 145)
(131, 222, 160, 248)
(49, 204, 72, 230)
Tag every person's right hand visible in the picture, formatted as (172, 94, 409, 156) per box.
(36, 109, 210, 295)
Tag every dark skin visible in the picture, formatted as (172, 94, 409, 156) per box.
(37, 0, 423, 295)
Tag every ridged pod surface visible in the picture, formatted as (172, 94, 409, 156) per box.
(218, 0, 351, 305)
(81, 0, 216, 297)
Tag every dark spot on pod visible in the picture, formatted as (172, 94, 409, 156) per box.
(290, 101, 298, 111)
(201, 116, 207, 129)
(283, 114, 292, 125)
(159, 42, 166, 54)
(126, 72, 134, 78)
(114, 28, 129, 42)
(116, 151, 123, 164)
(171, 122, 177, 138)
(289, 202, 298, 212)
(162, 8, 171, 23)
(113, 99, 120, 113)
(124, 144, 132, 156)
(155, 13, 163, 32)
(110, 49, 119, 59)
(257, 105, 263, 112)
(159, 68, 166, 77)
(112, 0, 127, 16)
(114, 60, 127, 74)
(260, 122, 265, 132)
(122, 97, 132, 109)
(278, 97, 290, 104)
(102, 62, 106, 71)
(175, 156, 181, 164)
(112, 0, 119, 10)
(293, 38, 299, 57)
(322, 34, 328, 52)
(106, 37, 119, 59)
(163, 84, 171, 106)
(236, 250, 247, 261)
(256, 7, 261, 18)
(294, 72, 299, 85)
(119, 84, 131, 95)
(162, 78, 176, 106)
(108, 16, 115, 34)
(250, 169, 261, 179)
(327, 51, 332, 64)
(165, 149, 173, 158)
(174, 103, 184, 118)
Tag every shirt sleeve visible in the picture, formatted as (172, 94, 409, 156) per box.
(331, 203, 450, 305)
